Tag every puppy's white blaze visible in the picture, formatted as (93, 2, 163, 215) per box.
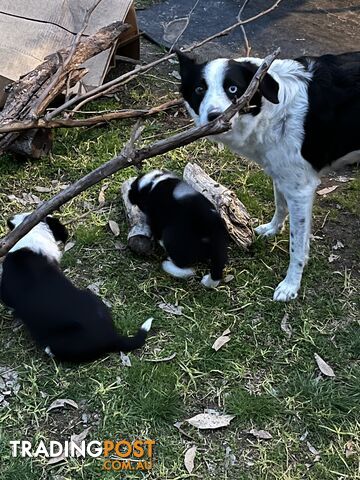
(173, 182, 196, 200)
(141, 317, 153, 332)
(9, 213, 62, 263)
(200, 59, 230, 125)
(138, 170, 163, 190)
(162, 259, 195, 278)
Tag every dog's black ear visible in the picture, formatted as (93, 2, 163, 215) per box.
(45, 216, 68, 243)
(7, 218, 15, 230)
(242, 62, 279, 104)
(128, 178, 139, 206)
(176, 50, 196, 77)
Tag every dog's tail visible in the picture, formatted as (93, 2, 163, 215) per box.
(114, 318, 153, 352)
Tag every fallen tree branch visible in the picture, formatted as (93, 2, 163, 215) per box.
(0, 49, 280, 257)
(0, 21, 130, 154)
(0, 99, 182, 133)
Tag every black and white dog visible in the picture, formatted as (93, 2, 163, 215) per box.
(177, 51, 360, 301)
(0, 213, 152, 362)
(128, 170, 229, 287)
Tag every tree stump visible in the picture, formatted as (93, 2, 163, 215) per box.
(121, 177, 153, 255)
(183, 162, 254, 249)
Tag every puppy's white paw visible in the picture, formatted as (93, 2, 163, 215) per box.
(162, 260, 195, 279)
(273, 279, 300, 302)
(255, 222, 282, 237)
(201, 274, 220, 289)
(45, 346, 55, 358)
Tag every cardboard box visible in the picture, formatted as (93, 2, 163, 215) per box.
(0, 0, 139, 106)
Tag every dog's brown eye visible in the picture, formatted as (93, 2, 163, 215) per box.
(195, 86, 205, 95)
(228, 85, 238, 94)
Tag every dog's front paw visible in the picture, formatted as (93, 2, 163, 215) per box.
(255, 222, 282, 237)
(201, 274, 220, 289)
(273, 278, 300, 302)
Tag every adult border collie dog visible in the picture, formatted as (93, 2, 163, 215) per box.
(128, 170, 229, 288)
(0, 213, 152, 362)
(177, 51, 360, 301)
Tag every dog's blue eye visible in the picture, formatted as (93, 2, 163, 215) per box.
(228, 85, 238, 94)
(195, 86, 205, 95)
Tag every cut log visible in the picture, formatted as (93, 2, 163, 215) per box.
(121, 177, 153, 255)
(7, 129, 53, 159)
(183, 163, 254, 249)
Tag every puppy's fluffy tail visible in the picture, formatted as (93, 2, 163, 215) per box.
(114, 318, 153, 352)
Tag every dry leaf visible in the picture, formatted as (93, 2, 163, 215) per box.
(317, 185, 338, 196)
(98, 184, 108, 206)
(184, 446, 197, 473)
(314, 353, 335, 377)
(64, 241, 75, 252)
(47, 398, 78, 412)
(34, 186, 52, 193)
(280, 313, 292, 339)
(249, 428, 273, 440)
(114, 241, 126, 251)
(120, 352, 132, 367)
(109, 220, 120, 237)
(158, 302, 183, 316)
(306, 441, 320, 456)
(186, 412, 235, 430)
(212, 328, 231, 351)
(170, 70, 181, 80)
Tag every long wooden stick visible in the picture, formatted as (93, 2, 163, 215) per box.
(0, 49, 280, 257)
(0, 99, 182, 133)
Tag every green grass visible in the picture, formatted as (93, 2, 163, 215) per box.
(0, 32, 360, 480)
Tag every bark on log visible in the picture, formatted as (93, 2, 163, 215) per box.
(183, 163, 254, 249)
(7, 129, 53, 159)
(0, 21, 129, 157)
(121, 178, 153, 255)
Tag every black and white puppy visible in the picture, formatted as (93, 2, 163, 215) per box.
(128, 170, 228, 287)
(0, 213, 152, 362)
(177, 51, 360, 301)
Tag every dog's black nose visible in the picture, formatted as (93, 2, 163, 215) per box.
(207, 111, 221, 122)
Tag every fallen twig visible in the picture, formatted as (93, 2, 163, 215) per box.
(0, 99, 182, 133)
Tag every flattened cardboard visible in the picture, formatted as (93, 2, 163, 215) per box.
(0, 0, 138, 104)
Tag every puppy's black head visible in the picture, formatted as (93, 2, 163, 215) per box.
(45, 216, 68, 243)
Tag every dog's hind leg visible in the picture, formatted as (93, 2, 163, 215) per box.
(273, 186, 316, 302)
(255, 182, 288, 237)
